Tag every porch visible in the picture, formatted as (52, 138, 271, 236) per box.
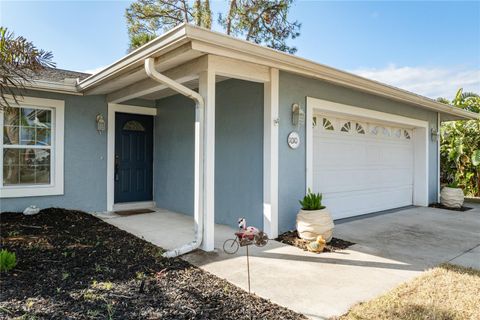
(93, 208, 235, 251)
(100, 52, 280, 254)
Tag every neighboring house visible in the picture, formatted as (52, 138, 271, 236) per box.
(1, 24, 478, 251)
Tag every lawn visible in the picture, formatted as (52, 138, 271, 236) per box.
(0, 208, 305, 320)
(337, 264, 480, 320)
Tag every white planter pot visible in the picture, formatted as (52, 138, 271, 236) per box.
(440, 187, 465, 209)
(296, 208, 334, 242)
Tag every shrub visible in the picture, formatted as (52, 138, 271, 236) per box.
(0, 249, 17, 272)
(299, 188, 325, 210)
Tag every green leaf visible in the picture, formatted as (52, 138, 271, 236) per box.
(299, 189, 325, 210)
(472, 150, 480, 166)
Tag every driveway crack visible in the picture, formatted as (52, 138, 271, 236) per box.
(447, 243, 480, 263)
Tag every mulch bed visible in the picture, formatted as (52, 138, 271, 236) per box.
(429, 203, 473, 212)
(0, 208, 305, 320)
(276, 230, 355, 253)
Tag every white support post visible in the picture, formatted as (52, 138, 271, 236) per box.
(199, 70, 216, 251)
(263, 68, 279, 239)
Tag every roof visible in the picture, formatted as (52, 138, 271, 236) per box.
(27, 24, 480, 120)
(26, 67, 91, 82)
(21, 67, 90, 95)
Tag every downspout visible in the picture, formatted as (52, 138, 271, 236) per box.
(145, 57, 205, 258)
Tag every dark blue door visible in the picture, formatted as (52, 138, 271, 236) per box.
(115, 113, 153, 203)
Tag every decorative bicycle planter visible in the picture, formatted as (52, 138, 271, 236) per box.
(223, 218, 269, 254)
(222, 218, 269, 293)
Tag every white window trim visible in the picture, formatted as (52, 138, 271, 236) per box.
(107, 103, 157, 212)
(306, 97, 429, 207)
(0, 95, 64, 198)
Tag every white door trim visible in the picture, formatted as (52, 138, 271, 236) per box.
(107, 103, 157, 212)
(306, 97, 429, 209)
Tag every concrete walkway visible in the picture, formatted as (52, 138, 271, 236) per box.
(95, 203, 480, 319)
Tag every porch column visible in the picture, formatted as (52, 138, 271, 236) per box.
(263, 68, 279, 238)
(199, 70, 216, 251)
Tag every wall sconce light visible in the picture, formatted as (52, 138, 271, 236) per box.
(292, 103, 305, 127)
(96, 114, 106, 134)
(431, 128, 439, 142)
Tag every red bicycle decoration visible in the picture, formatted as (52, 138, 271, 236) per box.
(223, 218, 269, 254)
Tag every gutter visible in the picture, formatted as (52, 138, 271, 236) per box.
(144, 57, 205, 258)
(6, 79, 83, 96)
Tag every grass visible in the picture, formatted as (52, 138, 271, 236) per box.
(337, 264, 480, 320)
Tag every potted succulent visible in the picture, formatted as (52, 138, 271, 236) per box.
(296, 189, 334, 242)
(440, 182, 465, 209)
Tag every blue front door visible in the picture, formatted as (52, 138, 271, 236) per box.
(114, 113, 153, 203)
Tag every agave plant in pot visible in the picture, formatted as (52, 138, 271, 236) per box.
(296, 189, 334, 242)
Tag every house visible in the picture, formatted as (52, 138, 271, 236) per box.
(1, 24, 478, 254)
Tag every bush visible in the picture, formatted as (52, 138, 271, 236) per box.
(299, 188, 325, 210)
(0, 249, 17, 272)
(438, 88, 480, 197)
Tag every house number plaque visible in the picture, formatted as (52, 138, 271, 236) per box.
(287, 131, 300, 149)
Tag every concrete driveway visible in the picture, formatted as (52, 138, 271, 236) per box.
(183, 203, 480, 319)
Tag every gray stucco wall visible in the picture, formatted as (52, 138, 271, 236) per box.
(154, 79, 264, 229)
(215, 79, 264, 228)
(278, 71, 439, 232)
(154, 95, 196, 215)
(1, 90, 109, 212)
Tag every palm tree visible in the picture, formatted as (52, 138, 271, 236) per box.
(0, 27, 55, 109)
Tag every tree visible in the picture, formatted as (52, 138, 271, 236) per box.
(125, 0, 300, 53)
(438, 88, 480, 196)
(0, 27, 55, 109)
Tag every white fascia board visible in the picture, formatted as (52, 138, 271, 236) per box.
(77, 24, 190, 91)
(185, 25, 478, 121)
(75, 23, 478, 120)
(8, 80, 82, 96)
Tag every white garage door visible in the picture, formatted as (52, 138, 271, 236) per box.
(312, 114, 414, 220)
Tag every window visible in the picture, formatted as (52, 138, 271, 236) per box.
(1, 96, 64, 198)
(393, 128, 402, 138)
(123, 120, 145, 132)
(341, 121, 351, 133)
(355, 123, 365, 134)
(382, 127, 390, 136)
(322, 118, 334, 131)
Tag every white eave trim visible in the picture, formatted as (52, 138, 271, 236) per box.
(74, 24, 479, 121)
(185, 25, 479, 120)
(9, 80, 82, 96)
(77, 24, 189, 91)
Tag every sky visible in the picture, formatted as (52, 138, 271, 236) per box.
(1, 0, 479, 99)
